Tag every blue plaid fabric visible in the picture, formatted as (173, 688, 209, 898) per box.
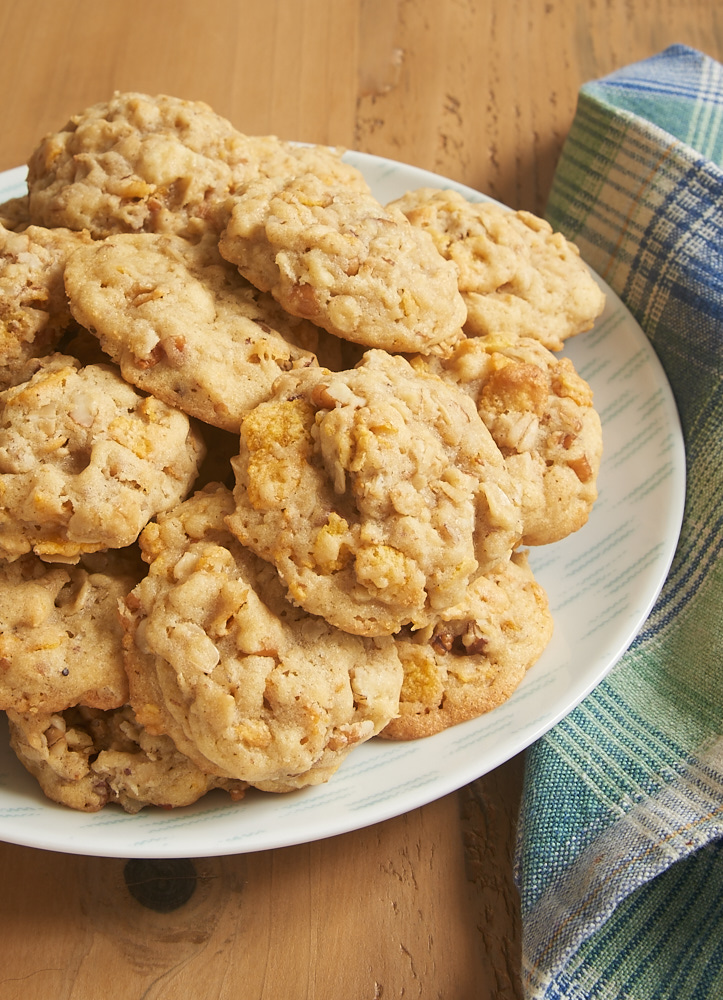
(516, 45, 723, 1000)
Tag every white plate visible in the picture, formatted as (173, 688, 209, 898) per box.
(0, 155, 685, 858)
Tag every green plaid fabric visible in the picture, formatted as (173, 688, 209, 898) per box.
(516, 45, 723, 999)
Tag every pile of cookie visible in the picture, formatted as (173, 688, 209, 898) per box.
(0, 92, 605, 813)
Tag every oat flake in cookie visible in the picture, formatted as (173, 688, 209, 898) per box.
(64, 231, 319, 431)
(0, 355, 205, 563)
(7, 704, 247, 813)
(226, 350, 522, 636)
(390, 187, 605, 351)
(381, 550, 553, 740)
(219, 172, 466, 356)
(120, 484, 403, 791)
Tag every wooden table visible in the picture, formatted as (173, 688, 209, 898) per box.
(0, 3, 720, 998)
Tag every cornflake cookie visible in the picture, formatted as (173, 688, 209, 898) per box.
(0, 547, 142, 715)
(389, 187, 605, 351)
(26, 91, 368, 241)
(0, 355, 205, 563)
(226, 350, 522, 636)
(219, 172, 466, 355)
(381, 550, 553, 740)
(415, 336, 603, 545)
(120, 484, 403, 791)
(7, 704, 247, 813)
(64, 231, 319, 431)
(1, 222, 93, 389)
(26, 91, 255, 239)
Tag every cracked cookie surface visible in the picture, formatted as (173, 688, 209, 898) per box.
(0, 355, 205, 563)
(390, 187, 605, 351)
(0, 547, 142, 715)
(381, 549, 553, 739)
(0, 223, 92, 389)
(226, 350, 522, 636)
(26, 91, 260, 240)
(27, 91, 368, 241)
(416, 335, 603, 545)
(219, 172, 466, 355)
(8, 704, 247, 813)
(64, 231, 318, 431)
(120, 484, 403, 791)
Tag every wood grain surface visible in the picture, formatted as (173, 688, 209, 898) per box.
(0, 2, 721, 998)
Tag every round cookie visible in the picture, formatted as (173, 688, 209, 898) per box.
(381, 549, 553, 740)
(26, 91, 368, 241)
(120, 484, 403, 791)
(226, 350, 522, 636)
(415, 335, 603, 545)
(26, 91, 256, 239)
(0, 547, 142, 715)
(7, 704, 247, 813)
(0, 355, 205, 563)
(389, 187, 606, 351)
(0, 222, 93, 390)
(219, 172, 466, 356)
(64, 231, 319, 431)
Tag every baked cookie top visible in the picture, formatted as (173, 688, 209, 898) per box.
(226, 350, 522, 636)
(64, 231, 319, 431)
(381, 549, 553, 740)
(26, 91, 256, 239)
(236, 136, 371, 195)
(219, 172, 466, 355)
(0, 223, 92, 389)
(26, 91, 368, 241)
(120, 484, 403, 791)
(7, 704, 247, 813)
(389, 187, 606, 351)
(0, 547, 141, 715)
(0, 355, 205, 563)
(415, 335, 603, 546)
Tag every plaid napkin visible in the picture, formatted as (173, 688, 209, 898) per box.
(516, 45, 723, 1000)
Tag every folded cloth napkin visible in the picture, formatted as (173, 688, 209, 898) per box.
(516, 45, 723, 1000)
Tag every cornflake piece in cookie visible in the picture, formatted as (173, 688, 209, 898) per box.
(389, 188, 605, 351)
(0, 547, 142, 715)
(0, 223, 93, 389)
(120, 484, 403, 791)
(7, 704, 247, 813)
(226, 350, 522, 636)
(26, 91, 368, 241)
(381, 550, 553, 740)
(64, 231, 319, 431)
(415, 336, 602, 545)
(0, 355, 205, 563)
(219, 172, 466, 356)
